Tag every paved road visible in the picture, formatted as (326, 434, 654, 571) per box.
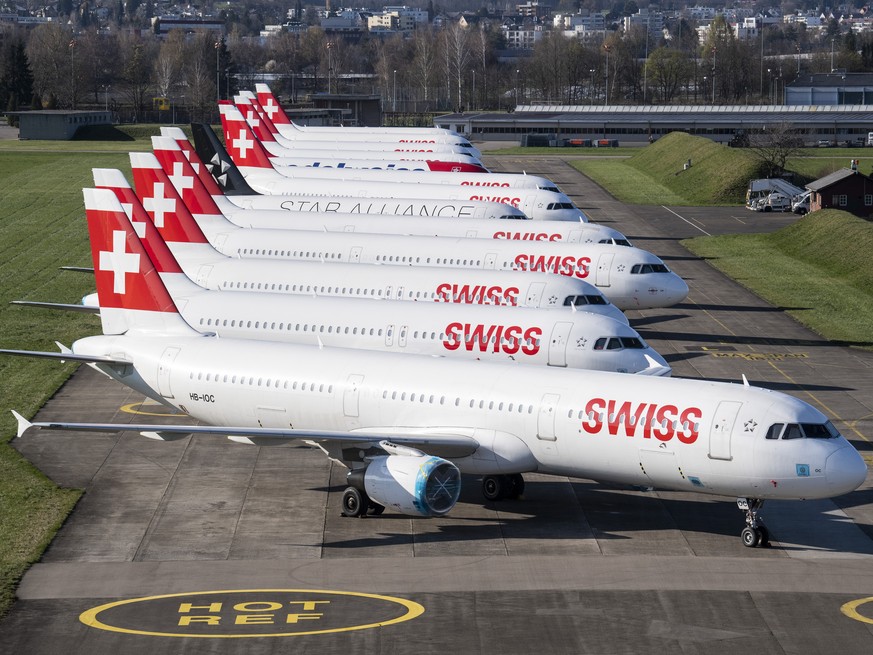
(2, 155, 872, 654)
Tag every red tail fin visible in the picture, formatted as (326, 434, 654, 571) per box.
(234, 95, 276, 143)
(255, 83, 291, 125)
(218, 103, 274, 169)
(84, 188, 195, 336)
(159, 126, 225, 196)
(129, 152, 210, 244)
(93, 168, 184, 275)
(151, 136, 223, 217)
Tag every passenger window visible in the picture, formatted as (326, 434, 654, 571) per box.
(765, 423, 783, 440)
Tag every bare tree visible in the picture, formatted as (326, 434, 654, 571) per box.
(443, 23, 471, 110)
(747, 121, 805, 178)
(26, 23, 73, 107)
(413, 29, 438, 106)
(645, 47, 693, 103)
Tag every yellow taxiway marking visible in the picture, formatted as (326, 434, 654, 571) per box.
(119, 401, 183, 417)
(841, 596, 873, 624)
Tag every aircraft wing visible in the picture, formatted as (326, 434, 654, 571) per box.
(11, 412, 480, 458)
(59, 266, 94, 273)
(0, 348, 128, 365)
(10, 300, 100, 314)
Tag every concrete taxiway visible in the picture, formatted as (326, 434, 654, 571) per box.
(1, 154, 872, 654)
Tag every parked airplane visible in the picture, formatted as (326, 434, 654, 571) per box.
(189, 127, 488, 173)
(133, 150, 523, 221)
(234, 95, 482, 159)
(61, 193, 667, 374)
(222, 103, 483, 167)
(6, 190, 866, 548)
(219, 105, 586, 222)
(171, 123, 543, 189)
(255, 82, 458, 138)
(93, 173, 628, 321)
(127, 158, 687, 310)
(149, 138, 629, 246)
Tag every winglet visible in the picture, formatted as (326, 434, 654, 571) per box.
(11, 410, 34, 439)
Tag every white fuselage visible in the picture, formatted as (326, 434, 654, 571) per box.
(160, 253, 627, 321)
(208, 199, 622, 244)
(234, 168, 586, 222)
(157, 274, 666, 374)
(71, 332, 866, 502)
(164, 224, 686, 310)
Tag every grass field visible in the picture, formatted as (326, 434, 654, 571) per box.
(0, 147, 147, 616)
(683, 210, 873, 348)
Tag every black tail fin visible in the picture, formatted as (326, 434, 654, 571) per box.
(189, 123, 258, 196)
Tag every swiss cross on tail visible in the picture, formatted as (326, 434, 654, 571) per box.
(151, 136, 222, 216)
(217, 103, 273, 169)
(84, 188, 177, 314)
(129, 152, 210, 244)
(159, 127, 225, 196)
(93, 168, 184, 274)
(255, 83, 290, 124)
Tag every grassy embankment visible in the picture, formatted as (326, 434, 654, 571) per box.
(563, 131, 873, 348)
(0, 131, 167, 616)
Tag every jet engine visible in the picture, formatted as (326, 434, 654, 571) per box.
(344, 442, 461, 517)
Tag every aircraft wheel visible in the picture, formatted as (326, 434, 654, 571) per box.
(482, 475, 507, 501)
(341, 487, 368, 518)
(741, 526, 760, 548)
(368, 502, 385, 516)
(757, 525, 770, 547)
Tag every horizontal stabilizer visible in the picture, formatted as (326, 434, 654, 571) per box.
(0, 349, 130, 366)
(10, 300, 100, 314)
(10, 417, 480, 456)
(636, 354, 673, 377)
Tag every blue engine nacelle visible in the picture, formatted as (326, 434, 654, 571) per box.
(348, 454, 461, 517)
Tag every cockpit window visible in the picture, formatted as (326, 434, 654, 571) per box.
(500, 214, 526, 220)
(564, 294, 608, 307)
(620, 337, 645, 349)
(766, 422, 840, 440)
(593, 336, 644, 351)
(630, 263, 671, 274)
(539, 186, 560, 193)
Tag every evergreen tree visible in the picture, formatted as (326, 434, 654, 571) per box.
(0, 41, 35, 112)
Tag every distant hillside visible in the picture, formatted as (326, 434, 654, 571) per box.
(628, 132, 764, 204)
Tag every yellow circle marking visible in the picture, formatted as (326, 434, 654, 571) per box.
(841, 596, 873, 625)
(120, 401, 179, 417)
(79, 588, 425, 638)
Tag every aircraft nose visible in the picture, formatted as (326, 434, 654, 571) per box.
(664, 274, 689, 305)
(825, 445, 868, 496)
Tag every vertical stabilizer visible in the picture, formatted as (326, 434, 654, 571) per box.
(189, 123, 259, 196)
(84, 188, 198, 337)
(255, 82, 293, 126)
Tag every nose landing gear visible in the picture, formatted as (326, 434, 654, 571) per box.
(737, 498, 770, 548)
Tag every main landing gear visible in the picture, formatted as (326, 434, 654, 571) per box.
(482, 474, 525, 501)
(341, 487, 384, 518)
(737, 498, 770, 548)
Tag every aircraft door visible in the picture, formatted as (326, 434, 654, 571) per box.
(399, 325, 408, 348)
(349, 246, 362, 263)
(709, 401, 741, 461)
(385, 324, 394, 346)
(639, 449, 682, 487)
(536, 393, 560, 442)
(484, 252, 498, 269)
(343, 374, 365, 418)
(157, 347, 181, 398)
(595, 254, 614, 287)
(547, 322, 574, 367)
(195, 266, 213, 287)
(524, 282, 545, 307)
